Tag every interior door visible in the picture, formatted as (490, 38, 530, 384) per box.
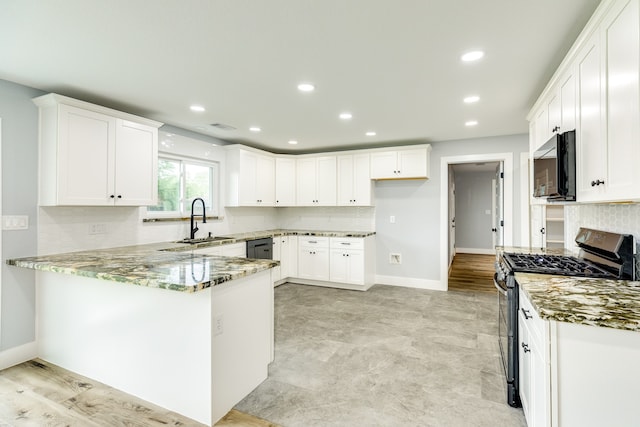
(493, 162, 505, 247)
(448, 165, 456, 265)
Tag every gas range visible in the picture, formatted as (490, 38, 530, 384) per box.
(494, 227, 635, 408)
(501, 253, 617, 279)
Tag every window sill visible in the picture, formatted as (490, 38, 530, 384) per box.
(142, 216, 224, 223)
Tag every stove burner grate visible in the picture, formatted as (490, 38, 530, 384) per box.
(503, 253, 617, 278)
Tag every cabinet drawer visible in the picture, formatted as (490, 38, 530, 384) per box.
(330, 237, 364, 250)
(298, 236, 330, 248)
(519, 289, 543, 347)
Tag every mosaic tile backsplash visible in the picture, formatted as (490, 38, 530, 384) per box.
(564, 203, 640, 280)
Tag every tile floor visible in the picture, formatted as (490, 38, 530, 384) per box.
(236, 283, 526, 427)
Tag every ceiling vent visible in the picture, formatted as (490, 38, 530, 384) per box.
(208, 123, 236, 131)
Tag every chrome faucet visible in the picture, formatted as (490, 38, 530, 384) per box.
(190, 198, 207, 239)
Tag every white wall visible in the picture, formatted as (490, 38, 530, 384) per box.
(0, 80, 42, 355)
(375, 134, 529, 284)
(454, 170, 496, 252)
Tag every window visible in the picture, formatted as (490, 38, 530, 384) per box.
(148, 156, 219, 216)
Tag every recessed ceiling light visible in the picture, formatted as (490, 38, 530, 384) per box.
(365, 131, 377, 136)
(465, 120, 479, 127)
(464, 95, 480, 103)
(297, 83, 315, 92)
(339, 112, 353, 120)
(288, 140, 298, 145)
(190, 105, 205, 112)
(249, 126, 261, 132)
(461, 51, 484, 62)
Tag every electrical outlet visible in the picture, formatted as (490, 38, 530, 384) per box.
(390, 215, 396, 224)
(2, 215, 29, 230)
(88, 223, 107, 235)
(389, 253, 402, 264)
(214, 314, 224, 336)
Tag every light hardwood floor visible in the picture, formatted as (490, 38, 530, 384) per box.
(448, 252, 497, 293)
(0, 359, 278, 426)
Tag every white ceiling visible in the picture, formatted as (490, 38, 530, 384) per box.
(0, 0, 600, 153)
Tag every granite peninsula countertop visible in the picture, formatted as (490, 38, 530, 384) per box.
(7, 229, 375, 293)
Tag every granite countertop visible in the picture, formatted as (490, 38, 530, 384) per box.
(496, 246, 640, 332)
(516, 273, 640, 332)
(7, 229, 375, 293)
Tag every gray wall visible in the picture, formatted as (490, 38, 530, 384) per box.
(375, 134, 529, 281)
(0, 79, 43, 351)
(454, 170, 496, 251)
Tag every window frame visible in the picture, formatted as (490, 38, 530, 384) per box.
(146, 154, 220, 218)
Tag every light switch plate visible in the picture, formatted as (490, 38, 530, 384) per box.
(2, 215, 29, 230)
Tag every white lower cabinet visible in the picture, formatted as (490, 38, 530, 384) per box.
(518, 289, 550, 427)
(297, 237, 330, 281)
(329, 238, 365, 285)
(518, 287, 640, 427)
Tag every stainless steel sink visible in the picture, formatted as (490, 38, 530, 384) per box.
(175, 236, 233, 244)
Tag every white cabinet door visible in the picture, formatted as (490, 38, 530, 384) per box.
(315, 156, 336, 205)
(397, 148, 428, 178)
(237, 150, 258, 205)
(272, 238, 282, 282)
(114, 119, 158, 206)
(518, 310, 533, 425)
(296, 157, 317, 206)
(256, 154, 275, 205)
(560, 73, 576, 132)
(222, 242, 247, 258)
(57, 104, 116, 205)
(296, 156, 336, 206)
(576, 32, 606, 202)
(370, 151, 397, 179)
(547, 93, 561, 136)
(338, 154, 372, 206)
(297, 248, 330, 281)
(37, 95, 161, 207)
(237, 150, 275, 206)
(288, 236, 298, 278)
(603, 0, 640, 201)
(370, 148, 429, 179)
(275, 157, 296, 206)
(530, 205, 546, 250)
(329, 249, 364, 285)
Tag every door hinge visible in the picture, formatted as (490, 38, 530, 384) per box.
(500, 172, 504, 179)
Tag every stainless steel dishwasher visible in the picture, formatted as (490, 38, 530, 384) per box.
(246, 237, 273, 259)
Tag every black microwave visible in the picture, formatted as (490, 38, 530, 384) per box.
(533, 130, 576, 201)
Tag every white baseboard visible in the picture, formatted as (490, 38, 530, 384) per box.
(0, 341, 38, 370)
(455, 247, 496, 255)
(375, 275, 445, 291)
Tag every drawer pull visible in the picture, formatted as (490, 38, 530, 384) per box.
(340, 242, 351, 245)
(521, 342, 530, 353)
(521, 308, 533, 319)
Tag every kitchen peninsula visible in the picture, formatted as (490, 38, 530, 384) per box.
(7, 240, 279, 426)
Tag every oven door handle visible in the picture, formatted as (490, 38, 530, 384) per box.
(493, 273, 508, 296)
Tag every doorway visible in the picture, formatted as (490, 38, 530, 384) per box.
(440, 153, 514, 291)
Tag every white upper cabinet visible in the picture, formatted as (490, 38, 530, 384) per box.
(296, 156, 336, 206)
(226, 146, 275, 207)
(602, 0, 640, 201)
(337, 153, 373, 206)
(275, 156, 296, 206)
(33, 94, 161, 206)
(529, 0, 640, 203)
(370, 146, 431, 180)
(576, 31, 606, 202)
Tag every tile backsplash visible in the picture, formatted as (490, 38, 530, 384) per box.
(564, 203, 640, 280)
